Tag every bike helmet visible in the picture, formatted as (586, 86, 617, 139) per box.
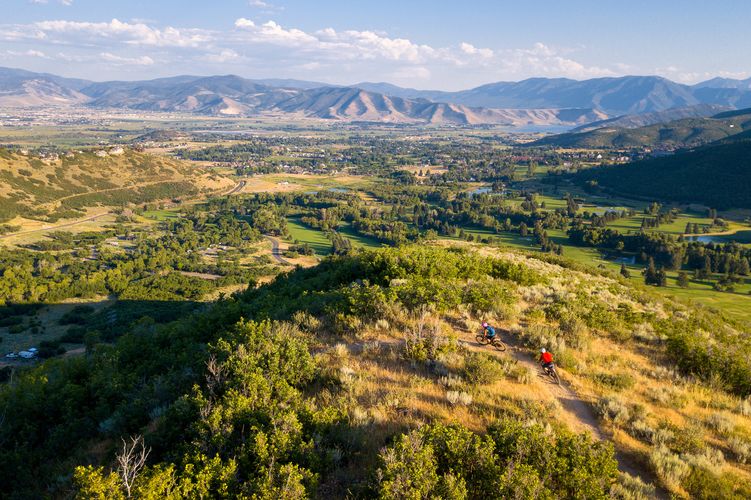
(540, 348, 546, 353)
(482, 321, 489, 328)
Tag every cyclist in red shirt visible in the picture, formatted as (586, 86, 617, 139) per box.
(539, 348, 554, 369)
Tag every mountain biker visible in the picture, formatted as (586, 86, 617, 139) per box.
(481, 321, 496, 341)
(539, 348, 554, 370)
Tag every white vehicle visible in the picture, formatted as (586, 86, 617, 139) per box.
(19, 351, 37, 359)
(4, 352, 18, 359)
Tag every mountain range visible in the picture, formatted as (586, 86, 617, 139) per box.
(2, 66, 751, 127)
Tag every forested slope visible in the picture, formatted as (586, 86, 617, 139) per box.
(576, 139, 751, 209)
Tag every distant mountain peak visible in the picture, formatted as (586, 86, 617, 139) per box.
(1, 66, 751, 127)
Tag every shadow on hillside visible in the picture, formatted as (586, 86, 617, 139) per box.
(0, 298, 204, 365)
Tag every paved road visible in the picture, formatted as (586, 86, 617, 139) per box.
(264, 235, 293, 266)
(224, 180, 246, 196)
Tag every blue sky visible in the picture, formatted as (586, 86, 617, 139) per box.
(1, 0, 749, 89)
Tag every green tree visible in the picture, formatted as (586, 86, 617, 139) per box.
(677, 271, 690, 288)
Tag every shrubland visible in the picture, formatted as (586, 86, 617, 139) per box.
(1, 245, 750, 498)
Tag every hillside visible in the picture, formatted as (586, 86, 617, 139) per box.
(575, 138, 751, 208)
(2, 244, 751, 498)
(570, 104, 730, 133)
(0, 148, 232, 222)
(531, 107, 751, 149)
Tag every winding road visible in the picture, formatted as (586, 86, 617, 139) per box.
(264, 235, 293, 266)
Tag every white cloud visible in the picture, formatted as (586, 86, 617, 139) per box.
(100, 52, 154, 66)
(203, 49, 240, 63)
(29, 0, 73, 5)
(0, 16, 626, 87)
(33, 18, 211, 47)
(460, 42, 493, 59)
(6, 49, 48, 58)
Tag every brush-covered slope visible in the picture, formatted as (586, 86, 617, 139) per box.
(0, 148, 231, 222)
(576, 137, 751, 208)
(2, 245, 751, 498)
(532, 107, 751, 149)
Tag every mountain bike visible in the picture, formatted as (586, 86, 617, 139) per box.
(476, 331, 507, 352)
(541, 363, 561, 385)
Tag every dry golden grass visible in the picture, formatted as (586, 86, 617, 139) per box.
(312, 242, 751, 494)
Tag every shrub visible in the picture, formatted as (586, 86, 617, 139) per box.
(728, 435, 751, 464)
(596, 397, 631, 426)
(736, 397, 751, 416)
(462, 352, 512, 385)
(461, 279, 517, 317)
(60, 326, 87, 343)
(519, 323, 565, 353)
(555, 349, 580, 373)
(558, 315, 591, 349)
(510, 365, 534, 384)
(377, 431, 441, 500)
(629, 419, 655, 443)
(438, 374, 464, 389)
(649, 446, 690, 492)
(706, 412, 734, 436)
(683, 467, 751, 499)
(593, 372, 636, 391)
(610, 472, 657, 500)
(646, 386, 688, 409)
(446, 391, 473, 407)
(291, 310, 321, 333)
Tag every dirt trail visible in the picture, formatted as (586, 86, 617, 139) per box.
(339, 328, 662, 493)
(458, 328, 661, 491)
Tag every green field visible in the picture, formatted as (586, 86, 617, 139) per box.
(286, 218, 332, 256)
(286, 218, 383, 256)
(142, 209, 181, 221)
(338, 223, 383, 249)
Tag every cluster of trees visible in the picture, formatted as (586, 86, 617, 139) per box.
(568, 222, 751, 285)
(0, 212, 265, 308)
(176, 142, 272, 162)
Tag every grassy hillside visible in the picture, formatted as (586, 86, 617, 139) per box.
(575, 139, 751, 209)
(0, 148, 232, 222)
(2, 245, 751, 498)
(532, 108, 751, 149)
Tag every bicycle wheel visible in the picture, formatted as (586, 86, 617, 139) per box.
(550, 368, 561, 385)
(475, 334, 490, 345)
(491, 338, 507, 352)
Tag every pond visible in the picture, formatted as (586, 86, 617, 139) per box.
(471, 186, 506, 196)
(611, 255, 636, 265)
(685, 230, 751, 244)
